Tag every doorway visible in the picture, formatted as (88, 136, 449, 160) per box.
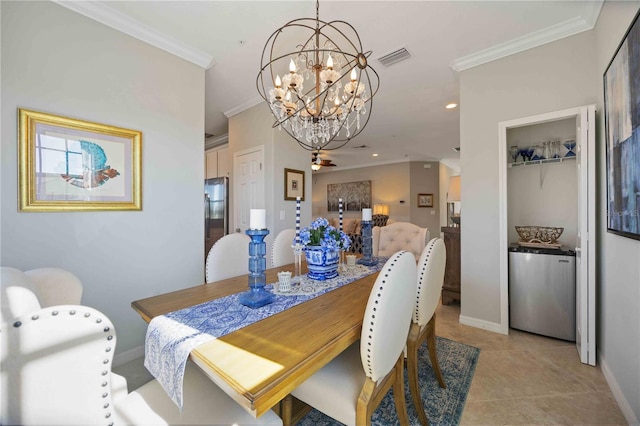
(498, 105, 596, 365)
(233, 146, 265, 233)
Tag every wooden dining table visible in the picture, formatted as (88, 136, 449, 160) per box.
(131, 263, 381, 422)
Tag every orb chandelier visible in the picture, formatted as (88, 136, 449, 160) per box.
(256, 0, 380, 151)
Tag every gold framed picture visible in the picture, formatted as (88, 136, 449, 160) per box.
(417, 193, 434, 208)
(284, 168, 305, 201)
(18, 108, 142, 211)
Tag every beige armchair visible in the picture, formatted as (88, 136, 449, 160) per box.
(372, 222, 430, 261)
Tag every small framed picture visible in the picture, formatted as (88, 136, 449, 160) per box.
(417, 193, 434, 208)
(284, 168, 305, 201)
(18, 108, 142, 212)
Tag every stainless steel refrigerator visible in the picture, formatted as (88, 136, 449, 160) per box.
(205, 177, 229, 257)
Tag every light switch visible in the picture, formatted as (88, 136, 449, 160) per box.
(280, 210, 285, 220)
(431, 210, 436, 215)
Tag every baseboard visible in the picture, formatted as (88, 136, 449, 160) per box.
(599, 351, 640, 425)
(459, 314, 507, 335)
(113, 344, 144, 367)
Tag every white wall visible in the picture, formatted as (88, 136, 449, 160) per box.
(1, 1, 205, 357)
(594, 2, 640, 423)
(459, 30, 597, 325)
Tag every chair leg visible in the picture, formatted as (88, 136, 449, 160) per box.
(407, 323, 429, 426)
(356, 378, 375, 426)
(392, 355, 411, 426)
(282, 394, 293, 426)
(426, 315, 446, 389)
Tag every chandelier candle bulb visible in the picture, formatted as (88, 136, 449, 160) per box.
(249, 209, 266, 230)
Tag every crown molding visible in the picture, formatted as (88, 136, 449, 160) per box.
(223, 96, 264, 118)
(205, 133, 229, 151)
(52, 1, 215, 69)
(450, 1, 603, 72)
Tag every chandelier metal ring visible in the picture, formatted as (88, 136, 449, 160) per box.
(256, 1, 380, 152)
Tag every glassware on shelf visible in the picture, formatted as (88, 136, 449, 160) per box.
(551, 140, 561, 158)
(542, 141, 550, 160)
(563, 140, 576, 157)
(531, 145, 543, 161)
(510, 145, 519, 163)
(525, 146, 535, 162)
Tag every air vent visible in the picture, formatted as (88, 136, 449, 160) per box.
(377, 47, 412, 67)
(352, 144, 369, 149)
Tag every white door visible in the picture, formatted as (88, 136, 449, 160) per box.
(233, 146, 265, 233)
(576, 105, 596, 366)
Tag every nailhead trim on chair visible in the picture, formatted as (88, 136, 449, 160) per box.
(15, 307, 117, 425)
(415, 238, 439, 321)
(362, 251, 407, 377)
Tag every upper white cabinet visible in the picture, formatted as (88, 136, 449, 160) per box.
(205, 147, 230, 179)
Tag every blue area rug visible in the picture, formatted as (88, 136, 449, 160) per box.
(297, 337, 480, 426)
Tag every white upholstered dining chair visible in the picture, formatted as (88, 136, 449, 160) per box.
(24, 267, 83, 307)
(372, 222, 429, 261)
(0, 267, 282, 426)
(282, 251, 416, 426)
(205, 232, 251, 283)
(271, 228, 296, 268)
(407, 238, 447, 426)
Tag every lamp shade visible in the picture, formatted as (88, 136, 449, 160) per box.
(448, 176, 461, 202)
(373, 203, 389, 216)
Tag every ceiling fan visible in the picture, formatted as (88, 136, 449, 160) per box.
(311, 151, 337, 170)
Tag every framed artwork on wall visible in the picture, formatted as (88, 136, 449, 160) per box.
(327, 180, 371, 212)
(18, 108, 142, 212)
(284, 168, 305, 201)
(417, 193, 434, 208)
(603, 9, 640, 241)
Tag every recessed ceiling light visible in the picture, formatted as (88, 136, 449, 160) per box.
(446, 103, 458, 109)
(372, 153, 379, 157)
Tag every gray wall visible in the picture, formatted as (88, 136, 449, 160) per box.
(594, 2, 640, 422)
(311, 161, 440, 231)
(228, 104, 312, 238)
(460, 2, 640, 421)
(1, 1, 205, 358)
(409, 161, 441, 231)
(460, 30, 597, 324)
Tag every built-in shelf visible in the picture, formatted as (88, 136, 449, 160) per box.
(508, 156, 576, 168)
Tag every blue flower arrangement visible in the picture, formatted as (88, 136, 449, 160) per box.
(299, 217, 351, 251)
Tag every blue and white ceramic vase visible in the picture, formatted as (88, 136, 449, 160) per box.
(304, 245, 339, 280)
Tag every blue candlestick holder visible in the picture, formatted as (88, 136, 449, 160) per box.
(357, 220, 377, 266)
(239, 229, 275, 309)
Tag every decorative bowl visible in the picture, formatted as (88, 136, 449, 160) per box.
(515, 226, 563, 243)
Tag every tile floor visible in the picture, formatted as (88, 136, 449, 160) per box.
(115, 303, 628, 425)
(435, 304, 627, 425)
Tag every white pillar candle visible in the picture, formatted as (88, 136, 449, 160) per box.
(362, 208, 372, 221)
(338, 198, 343, 232)
(249, 209, 266, 229)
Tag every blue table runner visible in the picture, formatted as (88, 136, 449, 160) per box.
(144, 258, 387, 408)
